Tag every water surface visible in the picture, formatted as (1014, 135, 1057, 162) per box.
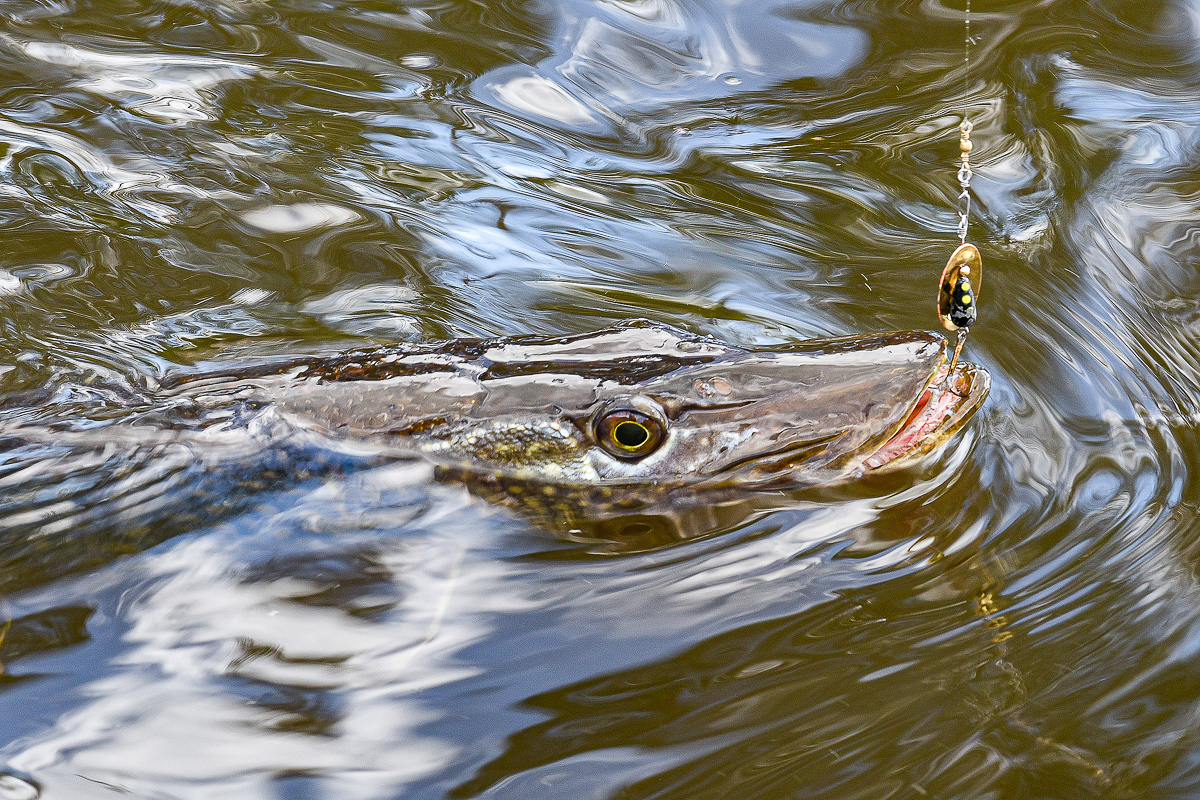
(2, 0, 1200, 797)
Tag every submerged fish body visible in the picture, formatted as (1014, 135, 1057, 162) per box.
(0, 321, 989, 584)
(168, 320, 989, 495)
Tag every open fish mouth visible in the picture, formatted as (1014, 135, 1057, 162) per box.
(860, 357, 990, 472)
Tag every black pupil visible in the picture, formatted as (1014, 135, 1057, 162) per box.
(614, 420, 649, 448)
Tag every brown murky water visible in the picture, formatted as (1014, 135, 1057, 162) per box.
(0, 0, 1198, 797)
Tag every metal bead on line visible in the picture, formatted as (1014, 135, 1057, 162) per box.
(956, 120, 974, 245)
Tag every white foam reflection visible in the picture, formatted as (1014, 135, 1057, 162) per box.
(0, 116, 180, 223)
(6, 38, 257, 124)
(0, 464, 538, 798)
(488, 75, 601, 128)
(240, 202, 361, 234)
(477, 0, 866, 129)
(300, 285, 421, 338)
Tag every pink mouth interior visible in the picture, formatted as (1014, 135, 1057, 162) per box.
(863, 365, 963, 470)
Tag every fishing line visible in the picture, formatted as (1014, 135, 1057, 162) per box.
(938, 0, 979, 381)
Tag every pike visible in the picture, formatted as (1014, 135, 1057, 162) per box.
(0, 321, 988, 585)
(234, 321, 989, 488)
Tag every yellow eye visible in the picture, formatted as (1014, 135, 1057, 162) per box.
(595, 408, 665, 459)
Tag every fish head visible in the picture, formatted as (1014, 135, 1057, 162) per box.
(558, 329, 989, 487)
(342, 322, 992, 490)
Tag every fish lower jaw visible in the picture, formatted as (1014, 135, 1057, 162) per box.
(859, 362, 987, 472)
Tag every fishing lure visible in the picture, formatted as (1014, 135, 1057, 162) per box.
(938, 119, 981, 377)
(938, 241, 981, 374)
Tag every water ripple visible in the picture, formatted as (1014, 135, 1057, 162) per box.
(0, 0, 1198, 797)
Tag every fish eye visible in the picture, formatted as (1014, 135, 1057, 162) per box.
(594, 407, 666, 459)
(615, 420, 649, 448)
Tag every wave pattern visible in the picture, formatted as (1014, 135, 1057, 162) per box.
(0, 0, 1199, 798)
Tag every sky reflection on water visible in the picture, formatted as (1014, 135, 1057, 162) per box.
(2, 0, 1200, 798)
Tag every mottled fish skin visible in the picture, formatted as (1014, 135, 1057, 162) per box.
(166, 320, 989, 492)
(0, 321, 990, 583)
